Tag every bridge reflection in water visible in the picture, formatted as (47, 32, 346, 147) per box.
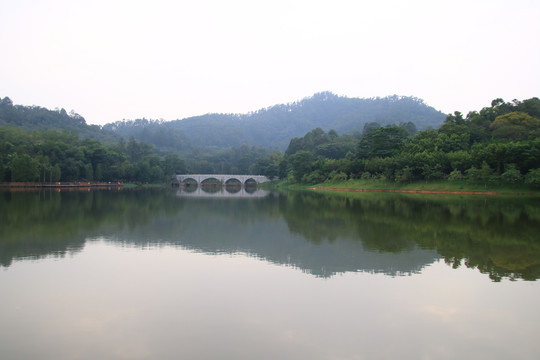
(176, 187, 270, 198)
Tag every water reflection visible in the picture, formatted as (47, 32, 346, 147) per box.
(1, 189, 540, 281)
(176, 187, 270, 197)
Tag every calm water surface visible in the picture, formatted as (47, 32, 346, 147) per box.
(1, 188, 539, 360)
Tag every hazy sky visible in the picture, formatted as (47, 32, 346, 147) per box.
(1, 0, 539, 125)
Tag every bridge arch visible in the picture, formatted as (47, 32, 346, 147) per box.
(176, 174, 271, 187)
(225, 178, 242, 186)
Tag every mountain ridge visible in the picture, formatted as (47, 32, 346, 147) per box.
(1, 92, 446, 152)
(0, 96, 120, 142)
(103, 92, 446, 151)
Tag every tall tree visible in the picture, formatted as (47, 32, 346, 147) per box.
(9, 154, 39, 182)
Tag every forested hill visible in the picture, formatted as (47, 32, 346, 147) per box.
(0, 96, 119, 142)
(104, 92, 446, 151)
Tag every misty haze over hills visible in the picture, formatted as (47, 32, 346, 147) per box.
(103, 92, 446, 151)
(0, 92, 446, 153)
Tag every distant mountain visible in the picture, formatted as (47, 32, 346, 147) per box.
(1, 93, 446, 152)
(0, 96, 119, 142)
(104, 92, 446, 151)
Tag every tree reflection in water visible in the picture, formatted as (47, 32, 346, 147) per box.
(1, 189, 539, 281)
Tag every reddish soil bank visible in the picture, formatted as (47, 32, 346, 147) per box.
(309, 187, 498, 195)
(1, 181, 123, 188)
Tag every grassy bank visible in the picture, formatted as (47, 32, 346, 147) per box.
(262, 179, 540, 196)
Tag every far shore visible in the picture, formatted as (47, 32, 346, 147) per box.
(309, 187, 498, 195)
(264, 179, 540, 196)
(0, 181, 123, 188)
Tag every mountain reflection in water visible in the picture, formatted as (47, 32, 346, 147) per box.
(1, 188, 539, 281)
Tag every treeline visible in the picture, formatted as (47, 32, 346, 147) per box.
(187, 145, 276, 175)
(2, 94, 540, 187)
(0, 126, 278, 183)
(0, 95, 281, 182)
(266, 97, 540, 187)
(0, 96, 118, 141)
(104, 92, 445, 151)
(0, 127, 187, 183)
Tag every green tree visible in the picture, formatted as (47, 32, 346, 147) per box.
(84, 163, 94, 181)
(447, 150, 472, 172)
(395, 166, 413, 183)
(490, 112, 540, 140)
(250, 153, 281, 179)
(465, 166, 480, 184)
(151, 165, 165, 182)
(289, 151, 313, 182)
(9, 154, 39, 182)
(0, 160, 6, 182)
(525, 168, 540, 188)
(94, 163, 103, 181)
(501, 164, 522, 185)
(278, 157, 290, 180)
(357, 126, 409, 159)
(52, 164, 61, 182)
(517, 97, 540, 118)
(285, 127, 330, 156)
(127, 137, 153, 162)
(448, 169, 463, 182)
(480, 161, 496, 186)
(135, 161, 152, 183)
(162, 154, 187, 176)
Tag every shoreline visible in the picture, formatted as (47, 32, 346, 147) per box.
(0, 181, 123, 188)
(262, 180, 540, 196)
(309, 187, 499, 195)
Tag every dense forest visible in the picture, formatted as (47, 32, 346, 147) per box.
(273, 97, 540, 187)
(1, 94, 539, 187)
(0, 93, 443, 183)
(0, 96, 118, 141)
(0, 126, 185, 183)
(104, 92, 446, 152)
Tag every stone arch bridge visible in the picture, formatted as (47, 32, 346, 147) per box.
(176, 174, 270, 186)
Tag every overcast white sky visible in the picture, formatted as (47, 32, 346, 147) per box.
(1, 0, 539, 125)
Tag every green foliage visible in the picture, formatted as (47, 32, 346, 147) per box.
(285, 127, 358, 158)
(490, 112, 540, 140)
(84, 163, 93, 181)
(465, 166, 480, 184)
(394, 166, 413, 183)
(162, 154, 187, 176)
(3, 189, 540, 281)
(3, 94, 540, 187)
(357, 125, 409, 159)
(448, 169, 463, 182)
(250, 153, 281, 179)
(186, 145, 275, 175)
(9, 154, 39, 182)
(289, 151, 313, 183)
(279, 97, 540, 189)
(104, 93, 446, 152)
(480, 161, 495, 185)
(0, 127, 187, 183)
(0, 97, 118, 141)
(501, 164, 522, 185)
(525, 168, 540, 188)
(326, 170, 348, 183)
(361, 171, 372, 180)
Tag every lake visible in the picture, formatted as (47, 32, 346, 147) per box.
(1, 187, 539, 360)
